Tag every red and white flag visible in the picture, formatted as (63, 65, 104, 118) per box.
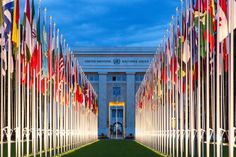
(218, 0, 228, 42)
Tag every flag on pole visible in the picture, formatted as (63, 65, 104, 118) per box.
(42, 9, 48, 78)
(12, 0, 20, 58)
(218, 0, 228, 42)
(24, 0, 32, 62)
(36, 1, 41, 75)
(204, 0, 215, 53)
(0, 0, 7, 76)
(59, 44, 64, 82)
(3, 0, 14, 74)
(48, 17, 52, 79)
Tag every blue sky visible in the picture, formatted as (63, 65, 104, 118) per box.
(22, 0, 181, 49)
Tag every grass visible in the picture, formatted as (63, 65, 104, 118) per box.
(62, 140, 166, 157)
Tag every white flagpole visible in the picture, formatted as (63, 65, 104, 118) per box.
(180, 1, 184, 156)
(0, 26, 4, 157)
(63, 39, 66, 153)
(52, 23, 57, 157)
(189, 0, 194, 156)
(205, 0, 210, 156)
(228, 0, 234, 156)
(32, 70, 36, 156)
(7, 34, 12, 157)
(184, 1, 189, 156)
(175, 7, 179, 157)
(43, 7, 48, 157)
(49, 16, 53, 157)
(216, 1, 221, 156)
(197, 0, 201, 156)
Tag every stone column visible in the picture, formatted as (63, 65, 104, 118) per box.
(126, 72, 135, 137)
(98, 72, 108, 137)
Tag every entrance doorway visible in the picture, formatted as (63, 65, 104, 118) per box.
(109, 102, 125, 139)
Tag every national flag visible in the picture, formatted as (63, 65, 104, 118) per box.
(36, 1, 41, 75)
(42, 9, 48, 78)
(0, 0, 7, 76)
(166, 38, 171, 63)
(47, 17, 53, 79)
(12, 0, 20, 58)
(29, 0, 38, 87)
(24, 0, 32, 62)
(182, 14, 190, 63)
(204, 0, 215, 53)
(59, 44, 64, 82)
(2, 0, 14, 74)
(218, 0, 228, 42)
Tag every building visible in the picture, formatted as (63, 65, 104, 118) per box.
(74, 47, 156, 138)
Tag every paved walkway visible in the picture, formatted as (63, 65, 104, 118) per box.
(63, 140, 165, 157)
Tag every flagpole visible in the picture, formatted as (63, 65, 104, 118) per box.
(197, 0, 201, 156)
(189, 0, 194, 156)
(228, 0, 234, 156)
(180, 1, 184, 157)
(0, 26, 4, 157)
(52, 22, 57, 157)
(6, 29, 12, 157)
(184, 1, 189, 156)
(216, 0, 221, 156)
(175, 7, 179, 157)
(49, 16, 53, 157)
(63, 39, 66, 153)
(32, 69, 36, 156)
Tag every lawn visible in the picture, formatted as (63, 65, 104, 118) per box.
(62, 140, 166, 157)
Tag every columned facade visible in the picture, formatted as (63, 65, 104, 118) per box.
(74, 47, 157, 138)
(98, 73, 108, 136)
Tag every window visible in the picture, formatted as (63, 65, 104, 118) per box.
(108, 74, 126, 82)
(117, 109, 123, 118)
(112, 109, 123, 118)
(87, 74, 98, 82)
(113, 87, 121, 97)
(135, 74, 144, 82)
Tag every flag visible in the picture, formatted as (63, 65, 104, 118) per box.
(12, 0, 20, 58)
(166, 38, 171, 63)
(204, 0, 215, 53)
(24, 0, 32, 62)
(59, 45, 64, 82)
(42, 9, 48, 78)
(183, 18, 190, 63)
(3, 0, 14, 74)
(29, 0, 37, 87)
(0, 0, 7, 76)
(36, 1, 41, 75)
(218, 0, 228, 42)
(47, 17, 53, 79)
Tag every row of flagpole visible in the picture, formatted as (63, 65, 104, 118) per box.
(135, 0, 236, 157)
(0, 0, 98, 157)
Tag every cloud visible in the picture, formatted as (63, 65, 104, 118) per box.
(19, 0, 181, 48)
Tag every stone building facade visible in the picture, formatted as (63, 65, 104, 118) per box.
(74, 47, 156, 138)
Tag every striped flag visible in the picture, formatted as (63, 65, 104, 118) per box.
(59, 44, 64, 82)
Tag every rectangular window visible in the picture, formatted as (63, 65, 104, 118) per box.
(113, 87, 121, 97)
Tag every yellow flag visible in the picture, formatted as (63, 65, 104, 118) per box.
(12, 0, 20, 57)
